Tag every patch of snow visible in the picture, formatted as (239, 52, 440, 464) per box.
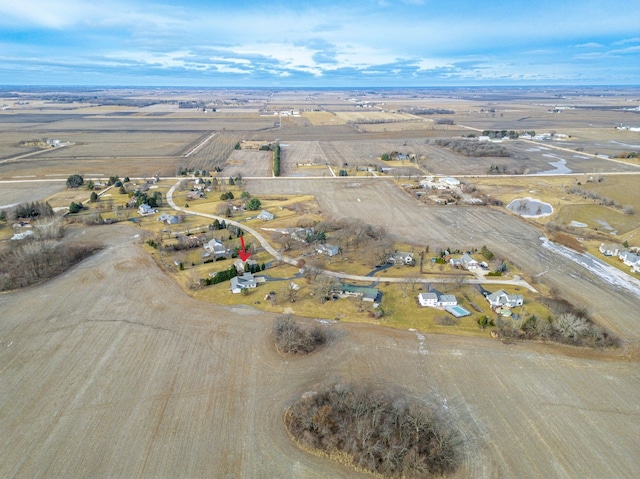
(540, 237, 640, 298)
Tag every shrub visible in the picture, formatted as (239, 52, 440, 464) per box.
(273, 315, 327, 355)
(68, 202, 83, 214)
(66, 174, 84, 188)
(246, 198, 262, 211)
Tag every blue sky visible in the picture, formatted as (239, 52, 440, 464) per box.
(0, 0, 638, 86)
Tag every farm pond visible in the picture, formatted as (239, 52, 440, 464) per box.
(506, 197, 553, 217)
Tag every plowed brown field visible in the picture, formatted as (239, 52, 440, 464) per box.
(0, 224, 638, 478)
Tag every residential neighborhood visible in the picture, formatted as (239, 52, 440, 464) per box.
(599, 242, 640, 274)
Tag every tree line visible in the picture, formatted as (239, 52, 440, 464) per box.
(434, 139, 510, 157)
(273, 143, 281, 176)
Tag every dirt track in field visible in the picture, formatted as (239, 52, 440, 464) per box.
(1, 224, 639, 478)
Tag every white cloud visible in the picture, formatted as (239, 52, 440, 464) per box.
(0, 0, 91, 28)
(416, 58, 454, 71)
(575, 42, 603, 49)
(613, 37, 640, 45)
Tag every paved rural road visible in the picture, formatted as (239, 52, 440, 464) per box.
(166, 181, 537, 291)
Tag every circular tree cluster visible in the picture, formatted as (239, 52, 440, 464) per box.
(285, 382, 460, 478)
(273, 315, 327, 355)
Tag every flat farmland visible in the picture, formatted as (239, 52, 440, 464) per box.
(31, 131, 201, 158)
(318, 139, 426, 171)
(0, 224, 638, 478)
(223, 149, 272, 177)
(505, 141, 640, 174)
(353, 120, 433, 133)
(301, 111, 345, 126)
(334, 111, 419, 123)
(187, 132, 243, 171)
(246, 178, 640, 340)
(0, 156, 185, 178)
(4, 115, 276, 133)
(0, 181, 65, 208)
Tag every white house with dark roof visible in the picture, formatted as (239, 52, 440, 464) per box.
(486, 290, 523, 309)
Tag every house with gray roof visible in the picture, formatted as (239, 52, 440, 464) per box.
(418, 290, 458, 308)
(460, 253, 479, 270)
(138, 204, 156, 216)
(388, 251, 414, 265)
(157, 213, 180, 224)
(619, 251, 640, 267)
(230, 273, 257, 294)
(257, 210, 274, 221)
(204, 238, 228, 257)
(317, 243, 340, 257)
(599, 243, 623, 257)
(486, 290, 523, 309)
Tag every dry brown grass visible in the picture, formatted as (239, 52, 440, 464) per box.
(549, 231, 586, 253)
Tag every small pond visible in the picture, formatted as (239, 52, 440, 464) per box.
(506, 197, 553, 217)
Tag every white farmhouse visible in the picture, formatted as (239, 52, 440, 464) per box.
(138, 204, 156, 216)
(418, 291, 458, 308)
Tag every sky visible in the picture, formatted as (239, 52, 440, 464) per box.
(0, 0, 639, 87)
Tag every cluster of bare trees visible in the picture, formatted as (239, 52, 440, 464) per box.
(493, 296, 619, 348)
(315, 218, 391, 266)
(285, 382, 460, 478)
(0, 218, 101, 291)
(273, 315, 327, 355)
(435, 138, 510, 157)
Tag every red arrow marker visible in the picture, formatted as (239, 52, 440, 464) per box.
(238, 236, 251, 262)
